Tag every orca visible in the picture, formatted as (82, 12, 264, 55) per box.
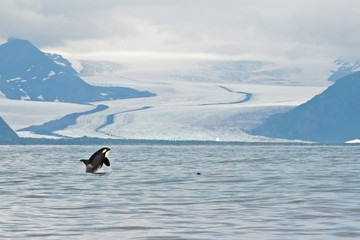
(80, 147, 111, 173)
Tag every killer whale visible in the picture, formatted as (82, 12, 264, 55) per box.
(80, 147, 111, 173)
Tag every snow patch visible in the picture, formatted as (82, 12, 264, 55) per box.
(37, 95, 44, 100)
(6, 77, 21, 83)
(0, 90, 6, 99)
(54, 60, 67, 67)
(20, 87, 30, 100)
(43, 71, 56, 81)
(21, 95, 31, 101)
(345, 139, 360, 144)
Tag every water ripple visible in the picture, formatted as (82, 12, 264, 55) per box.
(1, 144, 360, 239)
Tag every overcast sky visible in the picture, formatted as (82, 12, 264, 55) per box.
(1, 0, 360, 67)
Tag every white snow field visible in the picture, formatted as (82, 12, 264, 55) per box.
(0, 99, 93, 138)
(58, 76, 325, 141)
(0, 59, 328, 141)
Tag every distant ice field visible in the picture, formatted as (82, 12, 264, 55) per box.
(0, 70, 326, 141)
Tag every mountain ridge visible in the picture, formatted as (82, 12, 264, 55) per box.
(0, 38, 155, 103)
(0, 117, 19, 141)
(251, 71, 360, 142)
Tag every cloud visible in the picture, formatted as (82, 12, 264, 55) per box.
(1, 0, 360, 65)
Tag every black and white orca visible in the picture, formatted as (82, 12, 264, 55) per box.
(80, 147, 111, 173)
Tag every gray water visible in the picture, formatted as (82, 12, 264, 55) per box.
(1, 144, 360, 239)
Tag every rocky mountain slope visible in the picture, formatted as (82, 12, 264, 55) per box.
(0, 38, 154, 103)
(252, 71, 360, 142)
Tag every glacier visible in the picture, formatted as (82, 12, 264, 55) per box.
(0, 66, 326, 141)
(0, 46, 332, 141)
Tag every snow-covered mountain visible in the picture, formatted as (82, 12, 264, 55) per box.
(0, 40, 331, 141)
(0, 38, 154, 103)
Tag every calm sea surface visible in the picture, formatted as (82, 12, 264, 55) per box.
(1, 144, 360, 239)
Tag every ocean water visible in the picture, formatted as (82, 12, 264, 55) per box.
(1, 144, 360, 239)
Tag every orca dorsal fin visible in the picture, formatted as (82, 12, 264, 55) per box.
(80, 159, 90, 165)
(103, 157, 110, 166)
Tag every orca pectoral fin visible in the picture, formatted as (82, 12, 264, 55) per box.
(103, 157, 110, 166)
